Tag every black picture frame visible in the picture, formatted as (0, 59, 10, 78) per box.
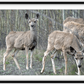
(0, 1, 84, 83)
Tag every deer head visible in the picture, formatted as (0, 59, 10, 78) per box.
(25, 13, 39, 31)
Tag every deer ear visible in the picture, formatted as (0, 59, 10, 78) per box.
(36, 13, 39, 19)
(70, 47, 76, 54)
(82, 49, 84, 55)
(25, 13, 29, 19)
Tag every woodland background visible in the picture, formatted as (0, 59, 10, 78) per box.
(0, 10, 84, 75)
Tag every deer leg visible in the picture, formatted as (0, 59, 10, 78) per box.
(25, 47, 29, 70)
(75, 67, 81, 75)
(62, 48, 67, 75)
(30, 50, 33, 69)
(3, 48, 12, 70)
(51, 58, 56, 74)
(12, 49, 20, 70)
(77, 67, 81, 75)
(41, 42, 54, 74)
(75, 59, 81, 75)
(51, 50, 57, 74)
(41, 50, 50, 73)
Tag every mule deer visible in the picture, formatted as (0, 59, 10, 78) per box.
(41, 31, 83, 75)
(63, 17, 84, 49)
(3, 13, 39, 70)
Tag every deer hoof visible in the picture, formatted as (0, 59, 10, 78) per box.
(54, 72, 56, 74)
(75, 72, 78, 75)
(30, 66, 32, 69)
(3, 68, 6, 71)
(41, 69, 44, 74)
(40, 71, 43, 74)
(75, 72, 80, 75)
(26, 67, 29, 70)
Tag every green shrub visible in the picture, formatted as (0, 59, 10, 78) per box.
(6, 61, 9, 64)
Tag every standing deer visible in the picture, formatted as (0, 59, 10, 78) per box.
(41, 31, 83, 75)
(3, 13, 39, 70)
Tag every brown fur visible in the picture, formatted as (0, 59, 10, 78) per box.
(41, 30, 83, 75)
(48, 31, 81, 52)
(63, 17, 84, 24)
(62, 17, 84, 75)
(3, 13, 39, 70)
(64, 21, 84, 44)
(6, 31, 36, 50)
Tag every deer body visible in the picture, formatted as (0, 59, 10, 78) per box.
(63, 17, 84, 75)
(6, 30, 36, 50)
(3, 13, 39, 70)
(41, 31, 83, 75)
(14, 31, 36, 50)
(64, 21, 84, 44)
(48, 31, 81, 51)
(63, 17, 84, 48)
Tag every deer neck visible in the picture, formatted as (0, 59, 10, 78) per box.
(71, 36, 81, 52)
(30, 27, 37, 38)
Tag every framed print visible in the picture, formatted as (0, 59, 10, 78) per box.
(0, 1, 84, 83)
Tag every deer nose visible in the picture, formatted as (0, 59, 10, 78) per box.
(78, 65, 81, 68)
(31, 25, 34, 27)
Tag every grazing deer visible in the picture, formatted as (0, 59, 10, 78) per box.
(41, 31, 83, 75)
(3, 13, 39, 70)
(63, 18, 84, 49)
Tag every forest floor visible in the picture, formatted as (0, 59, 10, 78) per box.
(0, 48, 84, 75)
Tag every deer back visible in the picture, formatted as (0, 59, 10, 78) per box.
(48, 31, 74, 50)
(6, 31, 24, 48)
(63, 17, 84, 24)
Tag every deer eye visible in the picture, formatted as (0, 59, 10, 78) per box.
(81, 58, 83, 60)
(75, 58, 78, 60)
(34, 21, 36, 23)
